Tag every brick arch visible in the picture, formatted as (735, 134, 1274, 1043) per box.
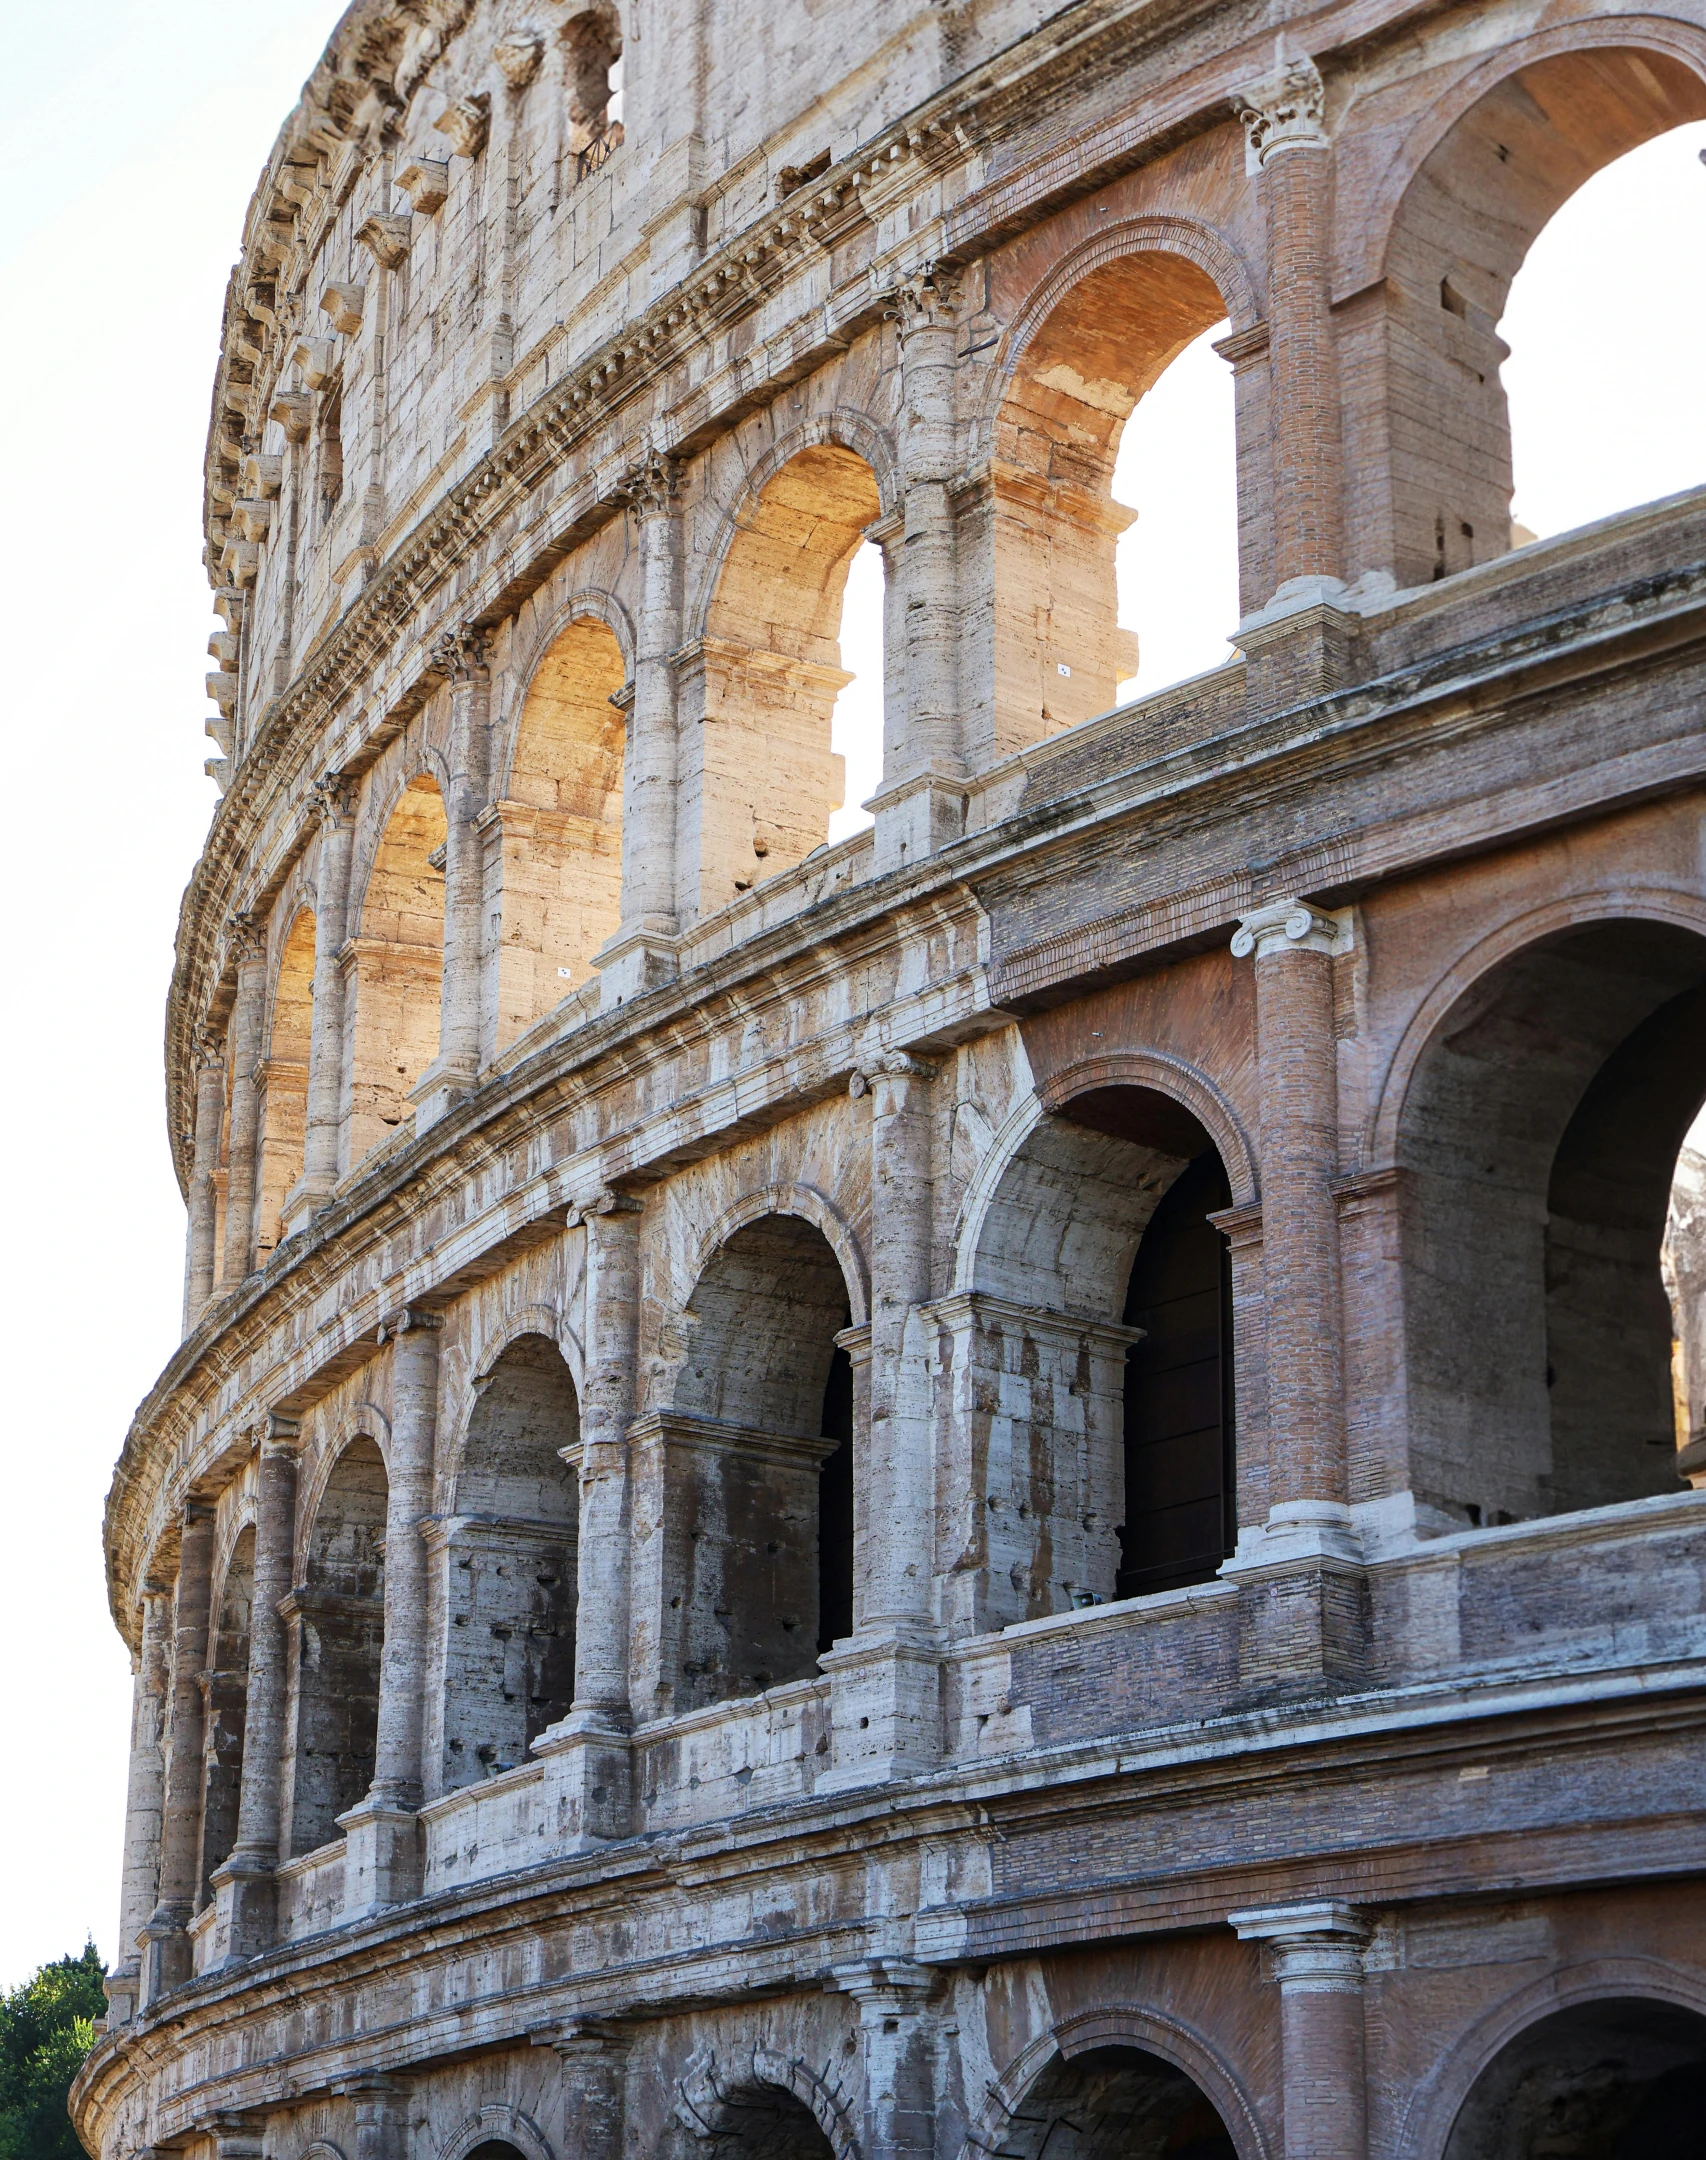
(672, 2040, 861, 2160)
(978, 211, 1264, 448)
(1349, 15, 1706, 299)
(1395, 1957, 1706, 2160)
(1368, 887, 1706, 1167)
(965, 2005, 1270, 2160)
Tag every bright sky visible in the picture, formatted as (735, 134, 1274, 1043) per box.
(0, 5, 1701, 1990)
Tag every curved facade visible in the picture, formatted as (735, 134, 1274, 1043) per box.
(74, 4, 1706, 2158)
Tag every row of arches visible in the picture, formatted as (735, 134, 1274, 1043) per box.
(189, 897, 1706, 1883)
(201, 43, 1706, 1282)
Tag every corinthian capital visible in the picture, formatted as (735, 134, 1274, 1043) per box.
(1232, 55, 1328, 171)
(229, 910, 267, 967)
(613, 450, 682, 516)
(311, 769, 358, 830)
(431, 623, 491, 683)
(885, 262, 962, 337)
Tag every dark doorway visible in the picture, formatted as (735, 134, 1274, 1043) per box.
(1445, 1996, 1706, 2158)
(1119, 1151, 1236, 1598)
(818, 1336, 855, 1653)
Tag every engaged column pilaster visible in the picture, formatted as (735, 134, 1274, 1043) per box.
(105, 1584, 172, 2024)
(821, 1052, 943, 1790)
(139, 1505, 216, 2004)
(829, 1958, 941, 2160)
(1224, 902, 1365, 1685)
(537, 1190, 642, 1845)
(1230, 1901, 1372, 2160)
(413, 629, 492, 1130)
(341, 1307, 441, 1914)
(218, 917, 267, 1289)
(285, 771, 357, 1230)
(214, 1413, 300, 1960)
(183, 1029, 227, 1332)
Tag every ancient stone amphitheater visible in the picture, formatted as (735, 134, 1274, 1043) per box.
(73, 2, 1706, 2156)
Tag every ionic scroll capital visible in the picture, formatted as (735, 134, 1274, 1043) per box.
(1232, 54, 1328, 172)
(849, 1049, 940, 1097)
(1231, 900, 1349, 961)
(567, 1186, 645, 1226)
(376, 1305, 445, 1344)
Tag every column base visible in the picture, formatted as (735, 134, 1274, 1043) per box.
(136, 1907, 193, 2007)
(210, 1848, 278, 1963)
(335, 1797, 422, 1918)
(817, 1629, 943, 1793)
(102, 1962, 139, 2029)
(533, 1712, 633, 1848)
(280, 1171, 337, 1241)
(1221, 1502, 1368, 1691)
(594, 919, 680, 1010)
(868, 768, 968, 878)
(408, 1055, 480, 1134)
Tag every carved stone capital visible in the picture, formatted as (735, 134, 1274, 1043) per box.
(494, 29, 544, 89)
(1230, 900, 1348, 960)
(229, 911, 267, 969)
(569, 1187, 645, 1226)
(431, 623, 492, 683)
(886, 262, 962, 336)
(311, 769, 358, 830)
(1229, 1899, 1372, 1989)
(192, 1024, 227, 1073)
(434, 92, 491, 160)
(850, 1049, 939, 1096)
(612, 450, 682, 516)
(1232, 55, 1328, 171)
(377, 1305, 445, 1343)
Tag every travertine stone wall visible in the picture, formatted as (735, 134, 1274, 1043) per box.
(81, 0, 1706, 2153)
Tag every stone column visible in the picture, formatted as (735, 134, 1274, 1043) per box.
(139, 1506, 216, 2004)
(537, 1191, 641, 1845)
(1229, 1902, 1372, 2160)
(537, 2021, 628, 2160)
(414, 628, 492, 1130)
(183, 1029, 228, 1332)
(822, 1053, 942, 1789)
(872, 268, 967, 874)
(1232, 57, 1360, 703)
(343, 2074, 408, 2160)
(286, 772, 357, 1230)
(219, 918, 268, 1288)
(1227, 902, 1363, 1684)
(342, 1307, 441, 1913)
(599, 455, 681, 1002)
(214, 1415, 299, 1960)
(830, 1958, 939, 2160)
(105, 1586, 172, 2024)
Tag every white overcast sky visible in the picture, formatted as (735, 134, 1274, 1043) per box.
(0, 4, 1701, 1988)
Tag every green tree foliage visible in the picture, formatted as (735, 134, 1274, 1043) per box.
(0, 1942, 106, 2160)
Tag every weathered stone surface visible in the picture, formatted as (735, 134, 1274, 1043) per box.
(76, 3, 1706, 2157)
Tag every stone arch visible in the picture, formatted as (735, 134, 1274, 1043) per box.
(293, 1404, 394, 1565)
(676, 1183, 870, 1329)
(492, 596, 632, 1043)
(1398, 1958, 1706, 2160)
(678, 413, 892, 918)
(968, 2006, 1266, 2160)
(437, 2102, 556, 2160)
(346, 764, 450, 1166)
(256, 903, 317, 1261)
(672, 2041, 860, 2160)
(950, 1072, 1244, 1620)
(981, 213, 1258, 751)
(285, 1424, 390, 1856)
(1346, 25, 1706, 587)
(1385, 902, 1706, 1527)
(435, 1328, 580, 1790)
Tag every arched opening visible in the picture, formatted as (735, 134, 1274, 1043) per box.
(495, 617, 626, 1047)
(684, 2085, 835, 2160)
(688, 442, 883, 919)
(1397, 918, 1706, 1526)
(347, 776, 446, 1167)
(439, 1333, 580, 1790)
(255, 907, 315, 1261)
(466, 2146, 528, 2160)
(644, 1215, 855, 1714)
(562, 5, 624, 179)
(990, 247, 1238, 758)
(1377, 47, 1706, 588)
(960, 1085, 1237, 1630)
(1445, 1996, 1706, 2158)
(286, 1436, 387, 1857)
(197, 1525, 254, 1908)
(1001, 2044, 1238, 2160)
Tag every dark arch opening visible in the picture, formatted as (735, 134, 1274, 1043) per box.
(1001, 2043, 1237, 2160)
(466, 2144, 528, 2160)
(288, 1435, 387, 1856)
(441, 1332, 580, 1790)
(663, 1214, 857, 1710)
(1445, 1996, 1706, 2158)
(1398, 919, 1706, 1525)
(198, 1524, 254, 1906)
(692, 2086, 835, 2160)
